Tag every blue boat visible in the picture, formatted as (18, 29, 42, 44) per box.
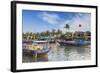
(58, 39, 90, 46)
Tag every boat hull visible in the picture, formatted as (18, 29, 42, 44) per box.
(58, 40, 90, 46)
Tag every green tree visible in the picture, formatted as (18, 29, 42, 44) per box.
(29, 32, 33, 36)
(64, 24, 70, 30)
(52, 29, 56, 36)
(46, 30, 50, 36)
(86, 31, 91, 36)
(57, 29, 62, 35)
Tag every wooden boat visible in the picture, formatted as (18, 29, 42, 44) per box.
(58, 39, 90, 46)
(38, 36, 55, 43)
(22, 40, 33, 44)
(32, 40, 48, 44)
(23, 41, 50, 55)
(22, 40, 48, 44)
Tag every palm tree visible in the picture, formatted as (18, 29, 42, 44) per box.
(35, 32, 40, 39)
(52, 29, 56, 36)
(46, 30, 50, 36)
(25, 32, 30, 40)
(63, 24, 70, 34)
(22, 32, 27, 39)
(86, 31, 91, 36)
(85, 31, 91, 41)
(63, 24, 70, 40)
(40, 32, 46, 37)
(64, 24, 70, 30)
(26, 32, 29, 36)
(30, 32, 33, 36)
(57, 29, 62, 35)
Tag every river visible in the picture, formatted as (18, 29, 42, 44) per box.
(22, 43, 91, 63)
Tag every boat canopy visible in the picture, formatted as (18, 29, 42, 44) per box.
(39, 36, 55, 40)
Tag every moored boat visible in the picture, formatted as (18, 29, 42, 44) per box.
(23, 40, 33, 44)
(23, 40, 50, 55)
(32, 40, 48, 44)
(38, 36, 55, 43)
(58, 39, 90, 46)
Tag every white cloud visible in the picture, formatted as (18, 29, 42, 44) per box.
(39, 12, 61, 25)
(60, 13, 91, 32)
(70, 13, 91, 32)
(38, 12, 91, 33)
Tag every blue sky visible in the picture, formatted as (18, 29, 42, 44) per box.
(22, 10, 91, 33)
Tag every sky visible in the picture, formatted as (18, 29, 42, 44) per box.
(22, 10, 91, 33)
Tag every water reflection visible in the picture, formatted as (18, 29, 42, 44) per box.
(22, 44, 91, 63)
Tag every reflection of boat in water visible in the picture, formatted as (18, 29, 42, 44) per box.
(58, 39, 90, 46)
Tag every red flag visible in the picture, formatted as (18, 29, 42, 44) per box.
(79, 24, 82, 27)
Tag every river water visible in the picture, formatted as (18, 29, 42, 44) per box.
(22, 43, 91, 63)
